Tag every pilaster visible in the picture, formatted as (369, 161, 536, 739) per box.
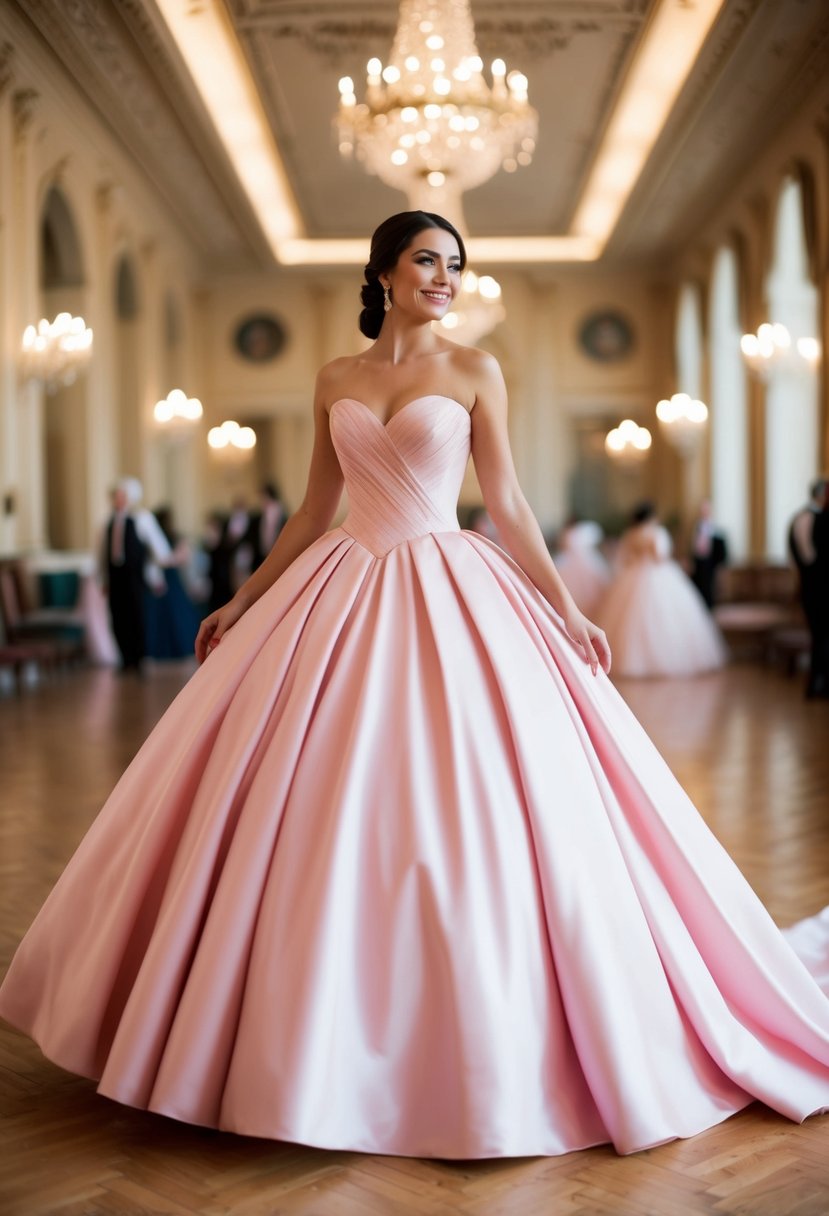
(12, 85, 46, 549)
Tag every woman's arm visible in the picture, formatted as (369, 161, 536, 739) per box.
(195, 372, 344, 662)
(469, 352, 611, 675)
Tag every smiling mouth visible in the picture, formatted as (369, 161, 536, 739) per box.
(421, 291, 450, 303)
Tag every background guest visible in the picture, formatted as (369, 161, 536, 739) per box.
(102, 478, 171, 673)
(689, 498, 728, 608)
(226, 496, 254, 591)
(250, 482, 287, 570)
(143, 506, 201, 661)
(790, 477, 829, 698)
(598, 501, 728, 678)
(554, 516, 611, 618)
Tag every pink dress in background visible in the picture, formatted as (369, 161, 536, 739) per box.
(1, 395, 828, 1159)
(554, 520, 611, 618)
(598, 521, 728, 678)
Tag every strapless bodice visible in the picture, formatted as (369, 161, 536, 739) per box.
(329, 395, 471, 557)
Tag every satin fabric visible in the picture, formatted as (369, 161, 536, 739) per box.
(1, 395, 828, 1159)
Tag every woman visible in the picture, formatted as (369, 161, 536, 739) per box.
(143, 505, 201, 661)
(1, 212, 828, 1159)
(598, 502, 728, 678)
(554, 516, 611, 618)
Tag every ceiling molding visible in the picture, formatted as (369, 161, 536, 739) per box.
(11, 0, 269, 266)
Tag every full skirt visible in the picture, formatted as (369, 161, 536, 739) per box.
(1, 528, 828, 1158)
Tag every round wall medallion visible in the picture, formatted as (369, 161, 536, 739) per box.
(233, 313, 288, 363)
(578, 310, 635, 363)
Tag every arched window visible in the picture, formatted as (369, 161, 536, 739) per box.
(41, 187, 84, 288)
(115, 256, 139, 320)
(708, 246, 748, 559)
(39, 187, 87, 550)
(763, 176, 819, 559)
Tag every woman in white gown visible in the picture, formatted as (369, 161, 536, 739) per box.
(599, 502, 728, 678)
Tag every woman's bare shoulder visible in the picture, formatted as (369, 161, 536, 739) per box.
(317, 354, 362, 384)
(315, 355, 366, 406)
(442, 344, 505, 408)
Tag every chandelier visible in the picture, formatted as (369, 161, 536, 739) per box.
(337, 1, 537, 345)
(439, 271, 505, 344)
(20, 313, 93, 392)
(337, 1, 537, 200)
(605, 419, 652, 465)
(655, 393, 708, 458)
(740, 322, 821, 380)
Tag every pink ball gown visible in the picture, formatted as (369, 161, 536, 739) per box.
(599, 521, 728, 678)
(1, 395, 828, 1159)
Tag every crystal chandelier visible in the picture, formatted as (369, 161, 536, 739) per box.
(740, 322, 821, 381)
(337, 1, 537, 344)
(337, 0, 537, 200)
(655, 393, 708, 458)
(20, 313, 93, 392)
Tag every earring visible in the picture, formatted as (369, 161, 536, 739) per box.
(383, 284, 392, 312)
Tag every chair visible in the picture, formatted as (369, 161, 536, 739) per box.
(713, 564, 803, 662)
(0, 641, 51, 691)
(0, 560, 85, 664)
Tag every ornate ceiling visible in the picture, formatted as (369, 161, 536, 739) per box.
(8, 0, 829, 269)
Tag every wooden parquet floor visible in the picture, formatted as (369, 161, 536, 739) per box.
(1, 663, 828, 1216)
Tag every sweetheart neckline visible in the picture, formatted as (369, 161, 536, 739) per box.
(330, 395, 470, 429)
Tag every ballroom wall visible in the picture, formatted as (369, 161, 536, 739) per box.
(0, 5, 827, 563)
(0, 7, 205, 555)
(672, 69, 829, 557)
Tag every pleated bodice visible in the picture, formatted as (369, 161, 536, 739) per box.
(330, 395, 470, 557)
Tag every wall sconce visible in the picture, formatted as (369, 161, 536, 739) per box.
(20, 313, 93, 391)
(605, 418, 652, 465)
(153, 388, 203, 428)
(207, 419, 257, 458)
(655, 393, 708, 458)
(740, 323, 821, 380)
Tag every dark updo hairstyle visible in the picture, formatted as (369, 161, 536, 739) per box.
(359, 210, 467, 339)
(631, 500, 657, 526)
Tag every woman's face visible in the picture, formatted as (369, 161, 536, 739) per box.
(381, 227, 463, 324)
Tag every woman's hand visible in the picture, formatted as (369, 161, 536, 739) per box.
(195, 599, 246, 664)
(561, 607, 612, 677)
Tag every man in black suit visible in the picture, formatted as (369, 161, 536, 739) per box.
(791, 477, 829, 698)
(690, 499, 728, 608)
(249, 482, 286, 571)
(104, 479, 147, 671)
(103, 478, 171, 671)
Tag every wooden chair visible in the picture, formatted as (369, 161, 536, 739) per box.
(0, 641, 51, 691)
(0, 560, 85, 664)
(713, 563, 803, 662)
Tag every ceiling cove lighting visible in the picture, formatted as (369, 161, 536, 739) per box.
(571, 0, 727, 250)
(154, 0, 725, 267)
(154, 0, 302, 257)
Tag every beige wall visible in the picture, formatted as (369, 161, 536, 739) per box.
(672, 72, 829, 555)
(0, 5, 205, 556)
(2, 7, 827, 562)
